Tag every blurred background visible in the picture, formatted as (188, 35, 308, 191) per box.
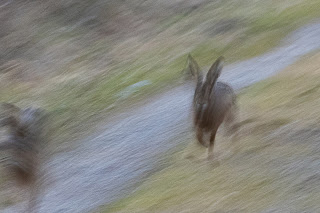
(1, 0, 320, 212)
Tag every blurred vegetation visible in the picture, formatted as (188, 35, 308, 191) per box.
(1, 0, 320, 151)
(100, 51, 320, 213)
(0, 0, 320, 210)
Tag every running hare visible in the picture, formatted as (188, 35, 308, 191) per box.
(0, 103, 47, 212)
(186, 55, 238, 160)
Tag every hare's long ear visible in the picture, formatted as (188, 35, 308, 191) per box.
(0, 102, 20, 114)
(206, 56, 224, 85)
(205, 56, 224, 91)
(0, 116, 18, 128)
(187, 54, 201, 76)
(186, 54, 203, 83)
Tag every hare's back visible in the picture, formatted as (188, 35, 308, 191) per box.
(207, 82, 235, 118)
(214, 82, 236, 105)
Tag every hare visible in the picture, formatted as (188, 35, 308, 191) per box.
(186, 55, 238, 160)
(0, 103, 47, 212)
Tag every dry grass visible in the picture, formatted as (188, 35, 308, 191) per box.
(1, 0, 320, 209)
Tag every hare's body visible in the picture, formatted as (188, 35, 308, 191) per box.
(194, 82, 236, 131)
(1, 107, 44, 184)
(186, 55, 238, 159)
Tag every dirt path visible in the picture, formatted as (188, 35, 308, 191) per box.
(3, 21, 320, 213)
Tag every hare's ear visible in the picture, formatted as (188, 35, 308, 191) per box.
(0, 116, 18, 128)
(187, 54, 201, 77)
(0, 102, 20, 113)
(206, 56, 224, 87)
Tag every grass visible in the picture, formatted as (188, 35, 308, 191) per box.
(1, 0, 320, 210)
(99, 51, 320, 212)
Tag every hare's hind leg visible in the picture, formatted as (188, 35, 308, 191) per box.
(208, 128, 218, 160)
(196, 128, 208, 148)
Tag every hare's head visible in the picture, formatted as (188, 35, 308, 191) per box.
(0, 103, 47, 138)
(186, 55, 224, 107)
(19, 107, 47, 134)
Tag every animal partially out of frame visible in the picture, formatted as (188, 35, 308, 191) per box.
(0, 103, 47, 212)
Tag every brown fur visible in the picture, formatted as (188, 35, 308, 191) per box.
(0, 103, 47, 212)
(186, 55, 238, 159)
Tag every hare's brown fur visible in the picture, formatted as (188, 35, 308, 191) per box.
(186, 55, 238, 159)
(0, 103, 47, 212)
